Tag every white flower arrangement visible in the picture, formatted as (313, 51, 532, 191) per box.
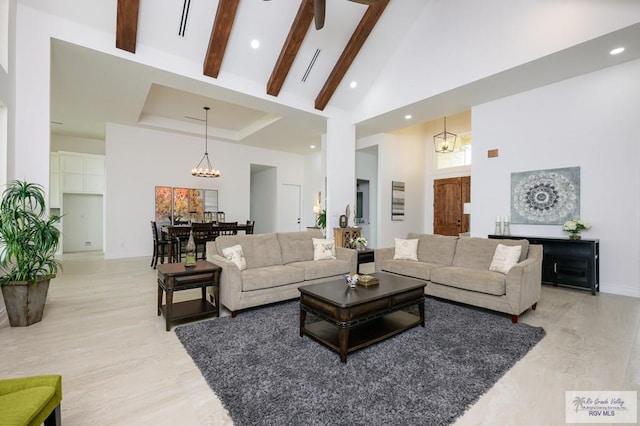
(562, 219, 591, 234)
(354, 236, 368, 247)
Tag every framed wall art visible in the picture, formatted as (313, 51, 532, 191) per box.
(391, 181, 405, 221)
(510, 166, 580, 225)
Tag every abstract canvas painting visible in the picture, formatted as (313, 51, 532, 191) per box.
(511, 166, 580, 225)
(392, 181, 405, 221)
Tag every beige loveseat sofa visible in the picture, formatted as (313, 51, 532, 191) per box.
(206, 230, 356, 317)
(375, 234, 542, 323)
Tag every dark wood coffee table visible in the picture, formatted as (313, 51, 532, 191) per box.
(299, 272, 426, 363)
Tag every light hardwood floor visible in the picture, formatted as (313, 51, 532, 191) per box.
(1, 254, 638, 425)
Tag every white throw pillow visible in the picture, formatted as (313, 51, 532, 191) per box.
(394, 238, 419, 261)
(489, 243, 522, 274)
(312, 238, 336, 260)
(222, 244, 247, 271)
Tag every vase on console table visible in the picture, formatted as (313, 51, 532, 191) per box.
(569, 233, 581, 240)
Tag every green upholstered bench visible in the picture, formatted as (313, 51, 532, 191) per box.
(0, 375, 62, 426)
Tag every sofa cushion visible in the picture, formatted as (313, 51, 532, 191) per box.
(407, 233, 458, 265)
(431, 266, 506, 296)
(394, 238, 418, 261)
(496, 238, 530, 262)
(277, 230, 323, 264)
(241, 265, 305, 292)
(216, 234, 283, 269)
(452, 237, 528, 270)
(380, 259, 441, 281)
(288, 259, 351, 281)
(489, 243, 522, 274)
(221, 244, 247, 271)
(312, 238, 336, 260)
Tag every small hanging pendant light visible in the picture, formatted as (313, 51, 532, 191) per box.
(191, 106, 221, 178)
(434, 116, 457, 153)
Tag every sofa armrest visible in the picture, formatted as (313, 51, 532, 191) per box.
(374, 247, 395, 272)
(505, 245, 543, 314)
(206, 253, 243, 310)
(0, 375, 61, 398)
(336, 247, 357, 273)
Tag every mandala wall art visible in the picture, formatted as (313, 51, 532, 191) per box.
(510, 167, 580, 225)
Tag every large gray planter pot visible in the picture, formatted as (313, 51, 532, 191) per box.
(1, 277, 51, 327)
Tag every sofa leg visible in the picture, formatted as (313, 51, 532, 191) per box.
(511, 315, 518, 324)
(44, 404, 61, 426)
(532, 302, 538, 310)
(231, 311, 237, 318)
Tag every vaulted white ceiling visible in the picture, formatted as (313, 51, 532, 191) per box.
(25, 0, 640, 154)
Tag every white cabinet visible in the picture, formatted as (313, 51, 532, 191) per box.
(59, 152, 105, 194)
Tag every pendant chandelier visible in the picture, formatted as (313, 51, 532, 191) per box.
(433, 116, 457, 153)
(191, 106, 221, 178)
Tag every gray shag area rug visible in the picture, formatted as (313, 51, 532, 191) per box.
(175, 297, 545, 426)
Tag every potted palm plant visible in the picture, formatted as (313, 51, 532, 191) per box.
(0, 180, 61, 326)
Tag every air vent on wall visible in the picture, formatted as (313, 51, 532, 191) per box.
(301, 49, 321, 83)
(178, 0, 191, 37)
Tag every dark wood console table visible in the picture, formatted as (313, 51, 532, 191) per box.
(489, 235, 599, 295)
(157, 261, 221, 331)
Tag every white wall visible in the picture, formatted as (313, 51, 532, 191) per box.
(303, 151, 322, 229)
(51, 134, 105, 155)
(0, 0, 15, 329)
(358, 132, 426, 248)
(325, 116, 356, 229)
(472, 59, 640, 297)
(355, 0, 640, 122)
(105, 123, 305, 259)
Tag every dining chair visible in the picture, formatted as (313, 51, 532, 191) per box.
(216, 211, 225, 223)
(218, 221, 238, 236)
(171, 226, 192, 262)
(245, 220, 255, 234)
(191, 222, 214, 259)
(150, 221, 173, 268)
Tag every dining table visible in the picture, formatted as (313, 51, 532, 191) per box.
(161, 223, 250, 263)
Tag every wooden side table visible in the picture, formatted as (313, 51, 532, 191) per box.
(157, 260, 221, 331)
(356, 248, 375, 273)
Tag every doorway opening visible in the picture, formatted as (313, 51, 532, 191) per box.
(250, 164, 276, 234)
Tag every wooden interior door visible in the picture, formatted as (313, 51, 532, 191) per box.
(461, 176, 470, 233)
(433, 176, 470, 236)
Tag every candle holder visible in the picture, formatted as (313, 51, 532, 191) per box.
(503, 220, 511, 236)
(494, 217, 502, 236)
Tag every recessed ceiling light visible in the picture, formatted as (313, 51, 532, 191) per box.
(350, 81, 357, 89)
(610, 47, 625, 55)
(251, 39, 260, 49)
(404, 114, 412, 120)
(310, 145, 316, 149)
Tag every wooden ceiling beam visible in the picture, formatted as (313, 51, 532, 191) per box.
(267, 0, 314, 97)
(203, 0, 240, 79)
(116, 0, 140, 53)
(315, 0, 390, 111)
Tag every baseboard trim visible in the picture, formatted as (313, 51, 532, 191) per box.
(601, 285, 640, 298)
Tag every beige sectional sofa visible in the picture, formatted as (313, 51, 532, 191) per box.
(375, 233, 542, 323)
(206, 229, 356, 317)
